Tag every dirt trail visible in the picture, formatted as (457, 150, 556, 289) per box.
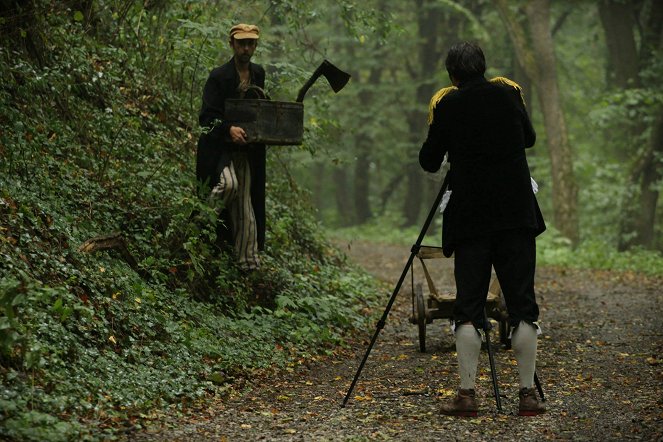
(130, 240, 663, 441)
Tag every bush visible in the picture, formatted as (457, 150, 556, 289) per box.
(0, 5, 380, 440)
(537, 228, 663, 276)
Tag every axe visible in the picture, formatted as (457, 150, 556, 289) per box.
(295, 59, 351, 102)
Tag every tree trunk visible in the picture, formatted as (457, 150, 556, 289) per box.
(636, 113, 663, 247)
(495, 0, 539, 81)
(402, 0, 443, 227)
(496, 0, 579, 244)
(513, 56, 533, 112)
(353, 66, 381, 224)
(638, 0, 663, 73)
(354, 147, 373, 223)
(402, 163, 424, 227)
(620, 111, 663, 250)
(312, 161, 325, 214)
(611, 0, 663, 249)
(525, 0, 579, 244)
(632, 1, 663, 248)
(598, 0, 639, 88)
(600, 0, 643, 248)
(332, 167, 354, 227)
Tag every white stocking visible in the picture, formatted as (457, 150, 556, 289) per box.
(512, 321, 538, 389)
(455, 324, 481, 390)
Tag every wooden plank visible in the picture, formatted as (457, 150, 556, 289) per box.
(417, 246, 445, 260)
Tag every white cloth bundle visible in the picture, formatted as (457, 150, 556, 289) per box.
(440, 190, 452, 213)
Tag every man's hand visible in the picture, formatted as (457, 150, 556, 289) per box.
(229, 125, 248, 145)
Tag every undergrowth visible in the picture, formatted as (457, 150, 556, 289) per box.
(536, 228, 663, 276)
(0, 6, 378, 441)
(329, 223, 663, 277)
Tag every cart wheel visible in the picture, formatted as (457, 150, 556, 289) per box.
(493, 280, 512, 349)
(499, 319, 511, 349)
(415, 283, 427, 353)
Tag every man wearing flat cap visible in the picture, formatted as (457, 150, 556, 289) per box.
(196, 23, 266, 271)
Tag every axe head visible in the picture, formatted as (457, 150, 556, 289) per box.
(296, 59, 352, 102)
(320, 59, 351, 93)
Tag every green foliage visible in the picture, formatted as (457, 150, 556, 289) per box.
(327, 218, 424, 247)
(329, 220, 663, 277)
(0, 2, 381, 440)
(288, 1, 663, 253)
(3, 1, 660, 439)
(537, 228, 663, 276)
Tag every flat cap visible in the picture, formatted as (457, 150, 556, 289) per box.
(229, 23, 260, 40)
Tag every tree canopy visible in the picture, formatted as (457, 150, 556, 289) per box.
(0, 0, 662, 439)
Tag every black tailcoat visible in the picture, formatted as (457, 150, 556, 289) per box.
(196, 57, 266, 250)
(419, 76, 545, 257)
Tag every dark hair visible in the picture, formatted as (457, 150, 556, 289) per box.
(445, 41, 486, 82)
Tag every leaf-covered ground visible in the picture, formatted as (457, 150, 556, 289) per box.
(130, 240, 663, 441)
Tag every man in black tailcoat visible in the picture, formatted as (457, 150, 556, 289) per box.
(196, 23, 266, 270)
(419, 41, 546, 416)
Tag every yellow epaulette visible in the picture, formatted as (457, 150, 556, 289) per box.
(427, 86, 457, 125)
(489, 76, 526, 107)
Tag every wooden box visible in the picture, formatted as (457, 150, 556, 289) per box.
(225, 99, 303, 145)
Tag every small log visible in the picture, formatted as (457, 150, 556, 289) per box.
(416, 246, 445, 260)
(78, 232, 145, 277)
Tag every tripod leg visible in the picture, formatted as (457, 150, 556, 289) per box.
(341, 252, 417, 407)
(483, 313, 503, 413)
(341, 173, 450, 408)
(534, 372, 545, 401)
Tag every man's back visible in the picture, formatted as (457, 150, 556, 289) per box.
(420, 75, 544, 250)
(425, 77, 535, 168)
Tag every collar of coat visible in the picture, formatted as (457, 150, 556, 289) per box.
(220, 56, 261, 82)
(427, 76, 525, 125)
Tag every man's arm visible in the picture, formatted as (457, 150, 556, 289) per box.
(420, 86, 456, 172)
(200, 72, 232, 139)
(229, 125, 247, 144)
(200, 69, 249, 145)
(419, 104, 448, 173)
(419, 123, 446, 173)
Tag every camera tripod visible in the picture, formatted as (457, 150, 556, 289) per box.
(341, 173, 545, 411)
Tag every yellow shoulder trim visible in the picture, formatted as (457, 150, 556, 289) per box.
(428, 86, 457, 125)
(489, 76, 525, 106)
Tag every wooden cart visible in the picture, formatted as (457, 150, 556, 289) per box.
(409, 245, 511, 352)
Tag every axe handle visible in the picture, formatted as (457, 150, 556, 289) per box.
(296, 68, 323, 102)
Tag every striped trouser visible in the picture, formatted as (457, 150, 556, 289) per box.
(209, 153, 260, 270)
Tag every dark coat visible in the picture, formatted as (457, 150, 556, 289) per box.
(419, 76, 545, 257)
(196, 57, 266, 250)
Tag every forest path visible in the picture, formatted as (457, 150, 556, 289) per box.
(129, 240, 663, 441)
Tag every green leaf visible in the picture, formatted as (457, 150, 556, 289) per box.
(52, 297, 63, 313)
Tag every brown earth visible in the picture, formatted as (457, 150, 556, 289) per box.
(128, 240, 663, 441)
